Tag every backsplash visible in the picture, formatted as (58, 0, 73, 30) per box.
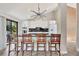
(29, 27, 48, 32)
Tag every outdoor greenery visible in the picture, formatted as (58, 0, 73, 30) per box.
(6, 23, 17, 33)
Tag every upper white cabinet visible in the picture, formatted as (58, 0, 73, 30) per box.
(49, 20, 57, 34)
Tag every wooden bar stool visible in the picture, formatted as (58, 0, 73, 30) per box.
(49, 34, 61, 56)
(36, 34, 47, 56)
(21, 34, 34, 56)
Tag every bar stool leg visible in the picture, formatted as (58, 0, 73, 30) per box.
(37, 43, 38, 56)
(16, 43, 18, 56)
(48, 43, 51, 56)
(15, 44, 16, 51)
(55, 44, 57, 54)
(26, 44, 27, 51)
(21, 43, 24, 56)
(59, 43, 61, 56)
(31, 43, 33, 56)
(31, 43, 34, 56)
(26, 44, 28, 56)
(21, 42, 22, 54)
(50, 49, 52, 56)
(44, 44, 46, 56)
(49, 43, 52, 56)
(33, 42, 34, 51)
(55, 44, 56, 51)
(8, 43, 11, 56)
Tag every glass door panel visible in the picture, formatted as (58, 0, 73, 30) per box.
(6, 19, 18, 43)
(12, 22, 18, 42)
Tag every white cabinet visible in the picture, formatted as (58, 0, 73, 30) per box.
(49, 20, 57, 34)
(22, 20, 57, 34)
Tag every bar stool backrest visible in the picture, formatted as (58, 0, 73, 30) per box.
(22, 34, 32, 42)
(51, 34, 61, 43)
(36, 34, 47, 42)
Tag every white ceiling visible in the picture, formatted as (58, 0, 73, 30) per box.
(0, 3, 76, 20)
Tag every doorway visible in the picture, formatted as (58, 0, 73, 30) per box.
(6, 19, 18, 44)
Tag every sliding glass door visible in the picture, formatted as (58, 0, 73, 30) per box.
(6, 19, 18, 43)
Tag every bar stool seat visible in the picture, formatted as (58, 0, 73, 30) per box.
(37, 39, 46, 44)
(21, 39, 33, 44)
(49, 40, 60, 44)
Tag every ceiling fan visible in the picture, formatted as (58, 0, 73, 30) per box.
(30, 3, 47, 20)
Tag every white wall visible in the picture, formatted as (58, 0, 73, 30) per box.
(0, 11, 19, 22)
(18, 20, 22, 35)
(0, 16, 6, 50)
(55, 4, 67, 54)
(28, 20, 49, 28)
(0, 11, 20, 50)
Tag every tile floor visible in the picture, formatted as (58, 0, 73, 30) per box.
(0, 42, 79, 56)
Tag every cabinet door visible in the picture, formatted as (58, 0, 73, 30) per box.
(49, 21, 57, 34)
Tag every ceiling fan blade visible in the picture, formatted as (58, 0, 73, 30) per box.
(32, 15, 38, 20)
(41, 10, 47, 15)
(26, 16, 37, 21)
(31, 10, 38, 15)
(30, 15, 37, 17)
